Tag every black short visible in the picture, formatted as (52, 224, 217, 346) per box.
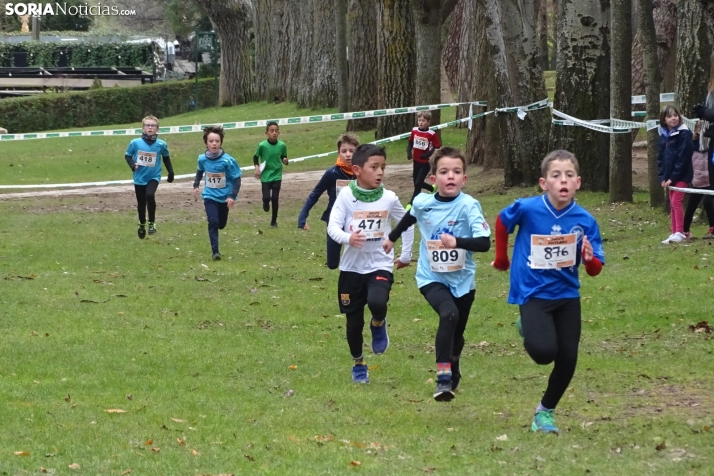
(337, 270, 394, 314)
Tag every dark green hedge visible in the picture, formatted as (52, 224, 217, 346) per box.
(0, 79, 218, 133)
(0, 41, 153, 68)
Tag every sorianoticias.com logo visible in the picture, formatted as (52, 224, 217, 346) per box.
(5, 3, 136, 16)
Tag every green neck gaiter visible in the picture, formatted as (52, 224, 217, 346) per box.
(349, 180, 384, 203)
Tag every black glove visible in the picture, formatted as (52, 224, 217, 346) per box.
(693, 103, 706, 120)
(167, 172, 174, 183)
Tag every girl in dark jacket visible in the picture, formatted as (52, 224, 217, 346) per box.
(658, 105, 694, 244)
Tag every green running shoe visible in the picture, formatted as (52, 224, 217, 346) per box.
(531, 409, 559, 434)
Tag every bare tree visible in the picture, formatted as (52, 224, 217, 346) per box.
(253, 0, 291, 103)
(442, 0, 464, 94)
(675, 0, 714, 114)
(610, 0, 633, 202)
(413, 0, 446, 128)
(535, 0, 549, 70)
(347, 0, 378, 131)
(335, 0, 349, 112)
(631, 0, 677, 97)
(549, 0, 610, 191)
(375, 0, 416, 139)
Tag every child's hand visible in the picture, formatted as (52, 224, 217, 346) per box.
(581, 235, 593, 262)
(349, 229, 367, 249)
(439, 233, 457, 249)
(491, 259, 510, 271)
(227, 198, 235, 210)
(133, 164, 139, 171)
(394, 258, 410, 269)
(193, 188, 199, 202)
(282, 158, 289, 165)
(254, 169, 261, 180)
(302, 223, 310, 230)
(382, 239, 394, 254)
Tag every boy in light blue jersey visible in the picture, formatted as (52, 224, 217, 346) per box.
(384, 147, 491, 401)
(124, 115, 174, 239)
(193, 126, 242, 261)
(492, 149, 604, 434)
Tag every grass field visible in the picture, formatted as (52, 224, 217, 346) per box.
(0, 100, 712, 475)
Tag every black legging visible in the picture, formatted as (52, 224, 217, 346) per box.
(411, 161, 432, 203)
(420, 282, 475, 363)
(520, 297, 581, 410)
(134, 180, 159, 224)
(262, 180, 282, 223)
(345, 281, 391, 359)
(683, 188, 714, 232)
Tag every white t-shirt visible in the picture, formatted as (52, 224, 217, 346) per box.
(327, 186, 414, 273)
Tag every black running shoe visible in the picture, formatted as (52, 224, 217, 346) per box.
(137, 223, 146, 239)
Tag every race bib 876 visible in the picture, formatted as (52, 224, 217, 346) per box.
(528, 233, 577, 269)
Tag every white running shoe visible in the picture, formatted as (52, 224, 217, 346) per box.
(669, 232, 687, 243)
(661, 233, 676, 244)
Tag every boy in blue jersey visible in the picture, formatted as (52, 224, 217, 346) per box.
(383, 147, 491, 401)
(192, 126, 242, 261)
(124, 115, 174, 239)
(492, 149, 604, 434)
(298, 132, 359, 269)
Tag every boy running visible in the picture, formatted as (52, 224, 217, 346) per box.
(492, 150, 605, 434)
(253, 121, 288, 228)
(298, 132, 359, 269)
(327, 144, 414, 384)
(383, 147, 491, 401)
(407, 111, 441, 203)
(192, 125, 242, 261)
(124, 115, 174, 238)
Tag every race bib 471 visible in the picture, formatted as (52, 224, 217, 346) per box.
(350, 210, 388, 239)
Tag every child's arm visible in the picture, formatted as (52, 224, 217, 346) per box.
(162, 143, 174, 182)
(282, 143, 289, 165)
(669, 131, 695, 183)
(581, 235, 603, 277)
(125, 142, 137, 171)
(253, 154, 261, 179)
(387, 198, 414, 268)
(192, 169, 204, 202)
(383, 212, 417, 254)
(491, 215, 510, 271)
(440, 234, 490, 252)
(298, 171, 332, 229)
(327, 193, 365, 248)
(406, 140, 413, 160)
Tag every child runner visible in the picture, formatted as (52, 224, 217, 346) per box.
(492, 149, 605, 434)
(657, 105, 694, 244)
(253, 121, 288, 228)
(327, 144, 414, 384)
(124, 115, 174, 238)
(683, 119, 714, 240)
(192, 125, 242, 261)
(407, 111, 441, 204)
(298, 132, 360, 269)
(383, 147, 491, 402)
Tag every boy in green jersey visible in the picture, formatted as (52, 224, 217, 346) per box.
(253, 121, 289, 228)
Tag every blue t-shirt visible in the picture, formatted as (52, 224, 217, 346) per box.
(126, 138, 170, 185)
(197, 152, 242, 203)
(499, 195, 605, 305)
(412, 192, 491, 297)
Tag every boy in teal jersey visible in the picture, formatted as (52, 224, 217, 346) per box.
(193, 126, 242, 261)
(125, 115, 174, 239)
(253, 121, 288, 228)
(384, 147, 490, 401)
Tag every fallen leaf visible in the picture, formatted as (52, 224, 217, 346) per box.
(368, 365, 379, 371)
(64, 394, 71, 402)
(656, 441, 667, 451)
(40, 468, 48, 473)
(177, 438, 186, 446)
(288, 436, 300, 441)
(284, 389, 294, 397)
(289, 365, 297, 370)
(121, 470, 133, 475)
(496, 434, 508, 441)
(350, 460, 361, 466)
(68, 463, 80, 469)
(244, 454, 255, 461)
(105, 409, 127, 413)
(13, 451, 30, 456)
(144, 439, 153, 445)
(314, 435, 334, 442)
(151, 447, 160, 453)
(413, 318, 421, 322)
(191, 449, 200, 456)
(172, 418, 187, 423)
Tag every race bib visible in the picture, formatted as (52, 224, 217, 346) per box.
(350, 210, 388, 239)
(336, 180, 350, 195)
(427, 240, 465, 272)
(413, 137, 429, 150)
(136, 151, 157, 167)
(259, 161, 266, 173)
(206, 172, 226, 189)
(529, 233, 577, 269)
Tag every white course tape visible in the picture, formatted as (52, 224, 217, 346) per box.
(0, 101, 487, 142)
(669, 186, 714, 196)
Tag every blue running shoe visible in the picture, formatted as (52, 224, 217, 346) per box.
(531, 409, 559, 434)
(516, 316, 523, 339)
(433, 379, 455, 402)
(370, 318, 389, 355)
(352, 363, 369, 384)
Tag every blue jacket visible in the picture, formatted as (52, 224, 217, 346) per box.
(297, 165, 353, 228)
(658, 124, 694, 184)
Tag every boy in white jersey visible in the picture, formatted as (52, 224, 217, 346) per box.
(492, 150, 605, 433)
(383, 147, 491, 401)
(327, 144, 414, 384)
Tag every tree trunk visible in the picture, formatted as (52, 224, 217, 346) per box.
(631, 0, 677, 96)
(535, 0, 549, 71)
(475, 0, 549, 185)
(335, 0, 349, 112)
(610, 0, 633, 203)
(639, 0, 664, 208)
(191, 0, 253, 106)
(412, 0, 444, 129)
(442, 0, 464, 94)
(675, 0, 714, 114)
(253, 0, 291, 102)
(549, 0, 610, 192)
(549, 0, 558, 70)
(289, 0, 338, 108)
(347, 0, 378, 131)
(375, 0, 416, 139)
